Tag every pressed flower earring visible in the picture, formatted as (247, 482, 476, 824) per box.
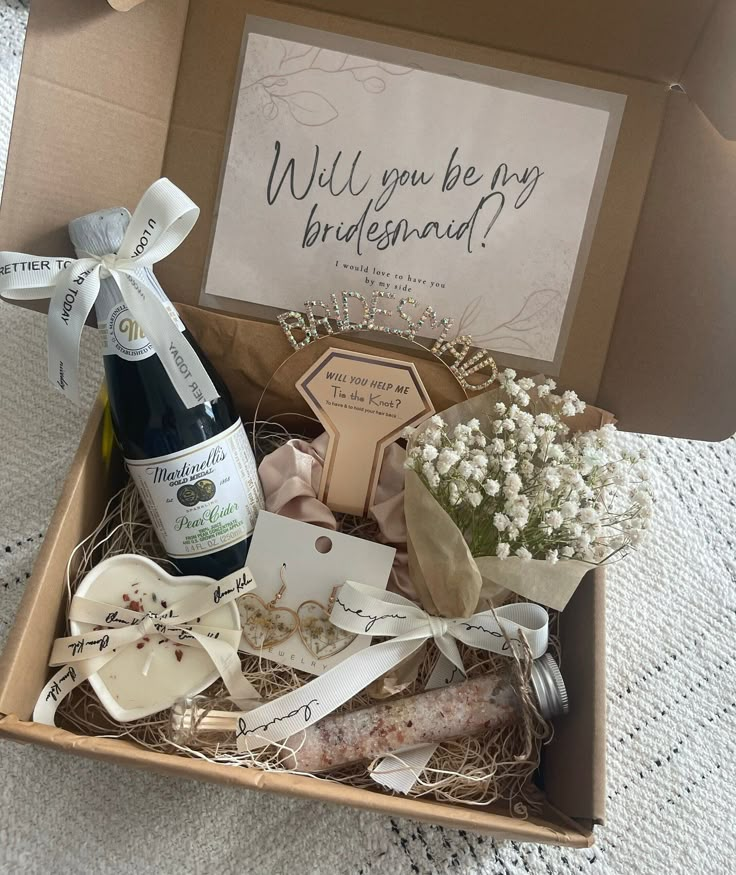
(297, 584, 357, 660)
(238, 563, 298, 649)
(238, 565, 357, 659)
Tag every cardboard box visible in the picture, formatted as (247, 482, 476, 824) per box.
(0, 0, 733, 846)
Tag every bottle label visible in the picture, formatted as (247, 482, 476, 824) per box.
(99, 302, 185, 362)
(125, 419, 264, 559)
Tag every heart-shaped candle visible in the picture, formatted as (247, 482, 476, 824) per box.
(69, 555, 241, 722)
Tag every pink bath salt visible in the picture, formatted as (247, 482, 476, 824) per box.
(282, 672, 520, 772)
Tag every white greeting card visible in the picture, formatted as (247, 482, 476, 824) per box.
(239, 512, 395, 675)
(203, 16, 625, 371)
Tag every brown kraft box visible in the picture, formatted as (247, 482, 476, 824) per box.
(0, 0, 734, 846)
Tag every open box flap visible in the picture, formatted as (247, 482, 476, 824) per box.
(598, 88, 736, 440)
(161, 1, 670, 406)
(0, 0, 188, 260)
(286, 0, 717, 86)
(595, 0, 736, 439)
(162, 0, 736, 441)
(680, 0, 736, 140)
(105, 0, 732, 139)
(107, 0, 716, 85)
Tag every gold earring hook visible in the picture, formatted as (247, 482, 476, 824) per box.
(269, 563, 288, 608)
(327, 584, 340, 613)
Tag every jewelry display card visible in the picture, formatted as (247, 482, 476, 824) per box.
(239, 512, 395, 675)
(203, 16, 626, 372)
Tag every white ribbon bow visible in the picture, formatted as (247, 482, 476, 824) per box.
(234, 581, 548, 793)
(34, 566, 260, 726)
(0, 178, 218, 409)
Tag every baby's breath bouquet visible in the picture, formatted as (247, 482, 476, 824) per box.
(403, 370, 652, 616)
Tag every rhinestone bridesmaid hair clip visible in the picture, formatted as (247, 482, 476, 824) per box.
(277, 290, 498, 391)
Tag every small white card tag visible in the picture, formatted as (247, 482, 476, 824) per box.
(239, 512, 395, 675)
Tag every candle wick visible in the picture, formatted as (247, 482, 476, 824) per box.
(141, 649, 156, 677)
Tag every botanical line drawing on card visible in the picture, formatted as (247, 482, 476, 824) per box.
(241, 38, 415, 127)
(454, 289, 565, 358)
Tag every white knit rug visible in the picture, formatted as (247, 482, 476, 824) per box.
(1, 3, 734, 872)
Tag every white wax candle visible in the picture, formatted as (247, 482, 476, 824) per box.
(70, 555, 241, 722)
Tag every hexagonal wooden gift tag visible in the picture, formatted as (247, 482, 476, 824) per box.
(297, 348, 434, 516)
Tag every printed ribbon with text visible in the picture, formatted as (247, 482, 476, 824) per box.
(0, 178, 218, 408)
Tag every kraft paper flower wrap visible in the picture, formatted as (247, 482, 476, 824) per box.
(403, 376, 649, 617)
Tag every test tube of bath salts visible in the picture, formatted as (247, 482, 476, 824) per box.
(169, 654, 567, 770)
(282, 653, 567, 772)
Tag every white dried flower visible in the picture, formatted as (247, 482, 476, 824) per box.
(422, 444, 439, 462)
(457, 460, 473, 480)
(436, 448, 460, 475)
(545, 510, 564, 530)
(546, 444, 564, 462)
(454, 423, 471, 439)
(503, 472, 522, 496)
(494, 512, 511, 531)
(543, 468, 561, 490)
(421, 462, 440, 490)
(422, 427, 442, 448)
(579, 506, 599, 525)
(483, 478, 500, 496)
(496, 542, 510, 559)
(466, 490, 482, 508)
(511, 507, 529, 528)
(516, 546, 532, 560)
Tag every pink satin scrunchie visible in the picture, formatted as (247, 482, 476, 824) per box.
(258, 433, 413, 598)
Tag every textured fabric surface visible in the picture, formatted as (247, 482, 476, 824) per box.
(1, 3, 734, 872)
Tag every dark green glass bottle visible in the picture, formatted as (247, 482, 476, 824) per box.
(69, 208, 263, 579)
